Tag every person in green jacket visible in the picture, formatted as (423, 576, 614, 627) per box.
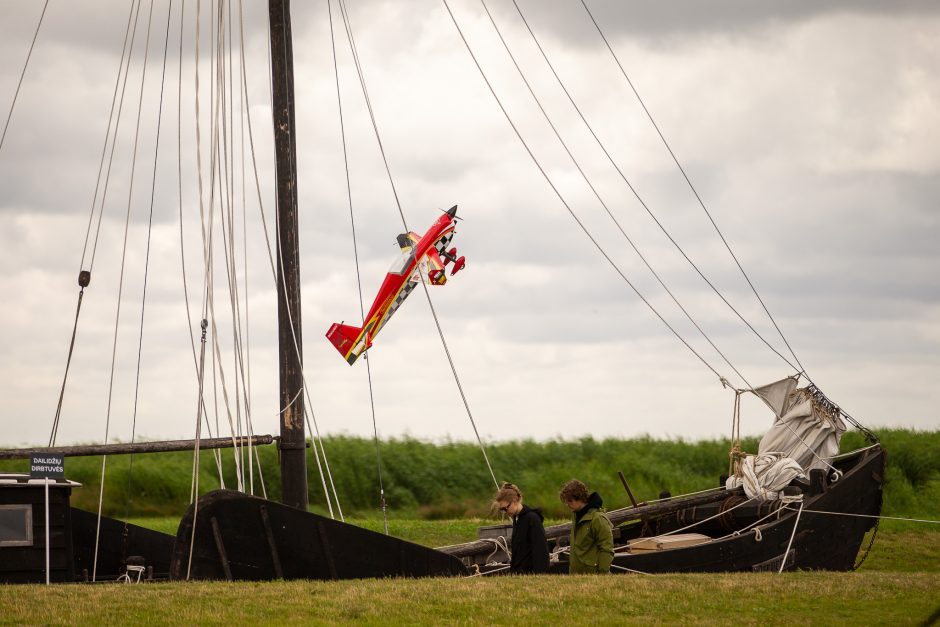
(560, 479, 614, 574)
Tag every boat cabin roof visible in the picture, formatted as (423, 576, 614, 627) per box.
(0, 473, 81, 488)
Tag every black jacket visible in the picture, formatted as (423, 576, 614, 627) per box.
(510, 504, 551, 574)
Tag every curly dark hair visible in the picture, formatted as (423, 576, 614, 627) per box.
(559, 479, 589, 503)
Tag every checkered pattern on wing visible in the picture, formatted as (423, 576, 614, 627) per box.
(376, 279, 418, 334)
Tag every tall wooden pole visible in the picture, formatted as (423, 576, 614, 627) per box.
(269, 0, 307, 510)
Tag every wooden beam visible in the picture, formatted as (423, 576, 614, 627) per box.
(0, 435, 275, 460)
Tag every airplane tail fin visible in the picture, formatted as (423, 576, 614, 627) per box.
(326, 322, 366, 365)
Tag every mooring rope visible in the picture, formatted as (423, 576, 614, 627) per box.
(610, 563, 651, 575)
(465, 564, 511, 578)
(779, 499, 804, 573)
(781, 506, 940, 526)
(714, 504, 784, 541)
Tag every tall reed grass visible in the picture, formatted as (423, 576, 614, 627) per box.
(1, 429, 936, 520)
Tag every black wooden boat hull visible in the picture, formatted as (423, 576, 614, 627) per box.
(71, 507, 175, 581)
(169, 490, 468, 580)
(600, 445, 884, 573)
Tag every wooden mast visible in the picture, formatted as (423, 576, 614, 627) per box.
(269, 0, 307, 510)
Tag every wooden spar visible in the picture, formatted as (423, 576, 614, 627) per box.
(618, 470, 639, 508)
(0, 435, 276, 460)
(436, 487, 742, 559)
(268, 0, 307, 510)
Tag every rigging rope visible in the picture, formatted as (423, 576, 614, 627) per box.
(452, 3, 855, 471)
(482, 0, 750, 389)
(125, 0, 176, 521)
(94, 0, 157, 582)
(49, 0, 140, 448)
(238, 4, 341, 518)
(204, 0, 246, 491)
(442, 0, 724, 384)
(206, 6, 246, 492)
(179, 0, 226, 484)
(88, 3, 151, 275)
(0, 0, 49, 155)
(506, 0, 805, 381)
(187, 318, 210, 580)
(337, 0, 499, 490)
(779, 498, 804, 573)
(236, 0, 258, 496)
(215, 4, 244, 483)
(579, 0, 807, 377)
(327, 0, 389, 532)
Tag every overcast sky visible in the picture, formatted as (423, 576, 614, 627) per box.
(0, 0, 937, 453)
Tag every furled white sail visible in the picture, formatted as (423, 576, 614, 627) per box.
(726, 377, 847, 500)
(756, 377, 847, 473)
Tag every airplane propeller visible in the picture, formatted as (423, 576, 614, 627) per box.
(442, 205, 461, 221)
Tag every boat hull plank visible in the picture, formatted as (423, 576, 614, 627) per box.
(169, 490, 468, 581)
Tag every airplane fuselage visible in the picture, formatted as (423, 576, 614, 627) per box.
(326, 207, 461, 365)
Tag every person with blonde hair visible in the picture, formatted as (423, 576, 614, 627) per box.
(559, 479, 614, 574)
(493, 482, 550, 574)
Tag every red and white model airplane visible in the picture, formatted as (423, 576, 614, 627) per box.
(326, 205, 465, 365)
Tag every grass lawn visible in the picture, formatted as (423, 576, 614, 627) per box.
(1, 572, 938, 625)
(5, 517, 933, 625)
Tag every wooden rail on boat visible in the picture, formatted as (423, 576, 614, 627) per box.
(437, 486, 743, 558)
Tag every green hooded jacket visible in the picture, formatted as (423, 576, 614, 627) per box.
(568, 492, 614, 574)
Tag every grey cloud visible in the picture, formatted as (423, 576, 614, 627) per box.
(499, 0, 940, 48)
(1, 2, 938, 446)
